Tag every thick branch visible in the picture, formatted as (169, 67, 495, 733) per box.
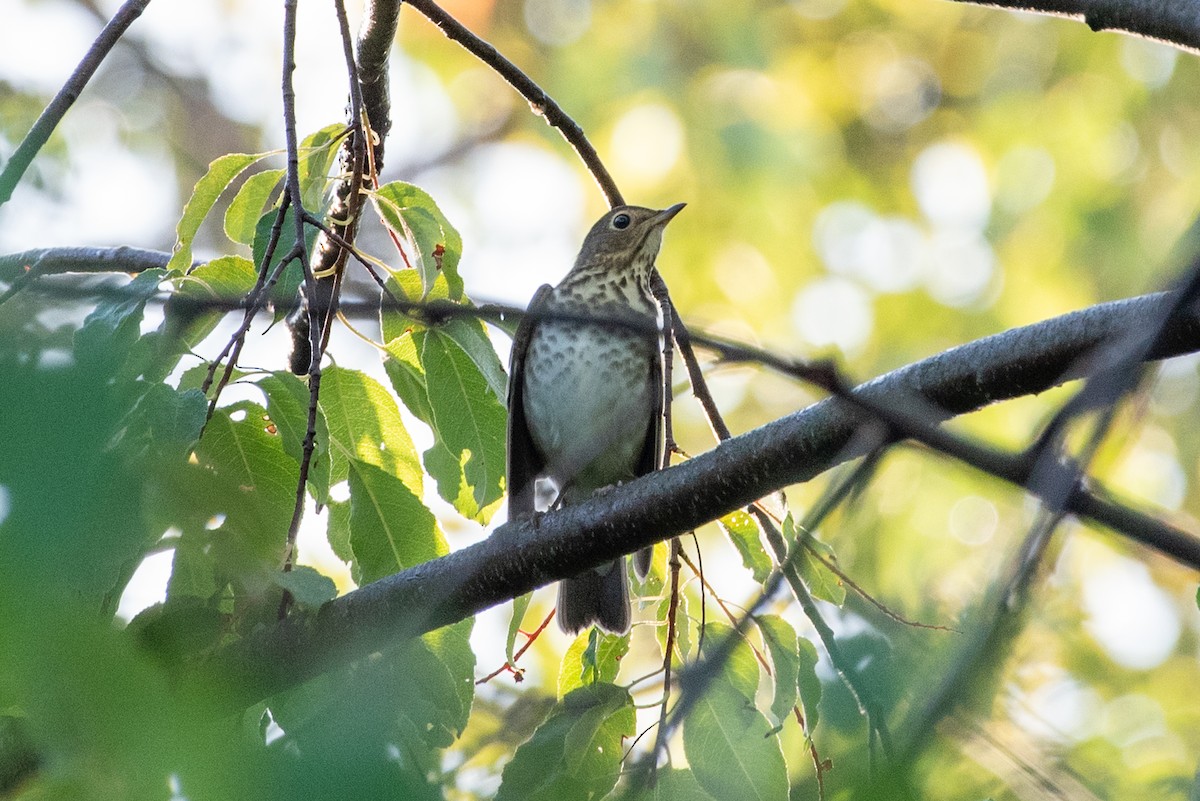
(190, 292, 1200, 710)
(951, 0, 1200, 52)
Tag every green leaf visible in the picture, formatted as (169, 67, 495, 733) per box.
(420, 329, 506, 512)
(251, 205, 317, 322)
(166, 536, 217, 601)
(257, 371, 332, 502)
(167, 152, 267, 273)
(558, 629, 629, 698)
(698, 621, 761, 701)
(272, 565, 337, 607)
(298, 123, 346, 211)
(74, 269, 164, 374)
(439, 316, 508, 401)
(719, 510, 772, 586)
(624, 769, 718, 801)
(756, 614, 801, 727)
(796, 635, 821, 734)
(347, 458, 445, 583)
(785, 513, 845, 605)
(325, 499, 353, 564)
(224, 168, 284, 246)
(192, 402, 299, 567)
(393, 618, 476, 748)
(372, 181, 464, 299)
(383, 329, 507, 524)
(496, 683, 634, 801)
(121, 383, 207, 460)
(320, 366, 422, 496)
(165, 255, 259, 353)
(383, 329, 434, 424)
(655, 592, 691, 662)
(683, 678, 790, 801)
(507, 592, 533, 663)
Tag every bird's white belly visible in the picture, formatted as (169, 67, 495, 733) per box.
(522, 323, 653, 493)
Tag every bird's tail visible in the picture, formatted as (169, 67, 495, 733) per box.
(557, 558, 630, 635)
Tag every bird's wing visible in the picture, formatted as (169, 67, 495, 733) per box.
(634, 314, 667, 577)
(506, 284, 553, 519)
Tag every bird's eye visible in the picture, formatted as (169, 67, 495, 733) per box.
(611, 213, 631, 230)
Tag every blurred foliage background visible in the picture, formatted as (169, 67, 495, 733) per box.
(3, 0, 1200, 798)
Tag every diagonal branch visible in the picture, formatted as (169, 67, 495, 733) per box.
(0, 0, 154, 206)
(947, 0, 1200, 53)
(188, 291, 1200, 711)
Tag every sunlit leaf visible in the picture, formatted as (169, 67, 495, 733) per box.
(507, 592, 533, 664)
(557, 629, 629, 698)
(755, 614, 800, 727)
(719, 510, 772, 586)
(320, 366, 422, 496)
(372, 181, 464, 299)
(347, 458, 444, 583)
(624, 769, 718, 801)
(167, 152, 268, 274)
(257, 371, 332, 503)
(225, 168, 284, 246)
(683, 622, 788, 801)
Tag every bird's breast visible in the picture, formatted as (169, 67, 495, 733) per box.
(521, 316, 656, 492)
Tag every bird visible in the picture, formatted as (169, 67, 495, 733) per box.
(507, 203, 685, 634)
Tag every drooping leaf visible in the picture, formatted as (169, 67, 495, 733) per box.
(167, 152, 268, 273)
(796, 635, 821, 734)
(756, 614, 801, 727)
(420, 328, 507, 512)
(684, 623, 788, 801)
(719, 510, 772, 586)
(558, 629, 629, 698)
(165, 255, 259, 354)
(495, 683, 634, 801)
(372, 181, 464, 298)
(655, 591, 691, 662)
(257, 371, 332, 503)
(683, 678, 790, 801)
(785, 513, 845, 605)
(440, 316, 508, 401)
(192, 402, 299, 568)
(347, 458, 444, 583)
(297, 123, 346, 212)
(320, 366, 422, 496)
(325, 499, 353, 565)
(392, 618, 476, 748)
(383, 328, 507, 523)
(507, 592, 533, 664)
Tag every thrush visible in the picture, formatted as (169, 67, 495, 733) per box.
(507, 203, 685, 634)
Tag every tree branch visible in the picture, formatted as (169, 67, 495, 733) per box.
(948, 0, 1200, 52)
(0, 0, 153, 207)
(403, 0, 625, 207)
(188, 291, 1200, 711)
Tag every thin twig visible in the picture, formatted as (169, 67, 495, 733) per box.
(0, 0, 154, 206)
(403, 0, 624, 207)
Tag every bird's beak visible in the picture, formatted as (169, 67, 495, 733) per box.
(652, 202, 686, 227)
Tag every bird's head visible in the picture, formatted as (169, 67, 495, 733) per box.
(573, 203, 686, 276)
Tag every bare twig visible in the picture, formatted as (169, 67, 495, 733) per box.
(0, 0, 153, 206)
(403, 0, 624, 207)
